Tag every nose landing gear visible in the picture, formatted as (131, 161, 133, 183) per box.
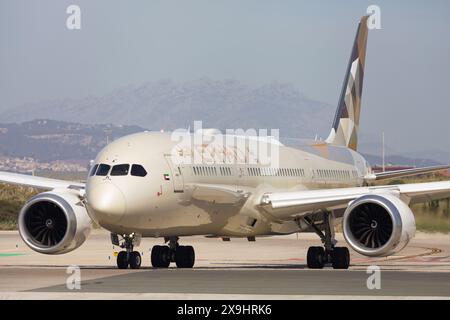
(114, 234, 142, 269)
(117, 251, 141, 269)
(151, 237, 195, 268)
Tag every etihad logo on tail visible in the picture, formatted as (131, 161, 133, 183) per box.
(326, 16, 369, 151)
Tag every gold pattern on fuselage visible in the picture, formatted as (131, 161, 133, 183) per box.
(85, 132, 369, 238)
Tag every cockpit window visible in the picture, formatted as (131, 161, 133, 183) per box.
(96, 164, 111, 176)
(89, 164, 99, 177)
(131, 164, 147, 177)
(111, 164, 130, 176)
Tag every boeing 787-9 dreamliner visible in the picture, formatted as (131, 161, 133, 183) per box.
(1, 16, 449, 270)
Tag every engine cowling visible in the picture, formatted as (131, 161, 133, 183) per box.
(18, 190, 92, 254)
(342, 194, 416, 257)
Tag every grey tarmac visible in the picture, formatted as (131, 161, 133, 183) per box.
(1, 230, 450, 299)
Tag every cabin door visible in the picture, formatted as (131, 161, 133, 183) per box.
(164, 155, 184, 193)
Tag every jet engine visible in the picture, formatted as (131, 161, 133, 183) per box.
(18, 190, 92, 254)
(342, 194, 416, 257)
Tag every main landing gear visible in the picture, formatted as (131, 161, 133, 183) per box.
(114, 234, 142, 269)
(303, 212, 350, 269)
(151, 237, 195, 268)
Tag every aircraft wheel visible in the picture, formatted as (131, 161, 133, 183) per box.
(175, 245, 195, 268)
(307, 246, 325, 269)
(117, 251, 129, 269)
(129, 251, 142, 269)
(331, 247, 350, 269)
(151, 245, 170, 268)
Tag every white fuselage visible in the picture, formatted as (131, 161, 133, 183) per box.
(85, 132, 371, 238)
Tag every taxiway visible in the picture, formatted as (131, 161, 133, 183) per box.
(1, 230, 449, 299)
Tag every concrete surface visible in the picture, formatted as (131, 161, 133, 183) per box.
(1, 230, 450, 299)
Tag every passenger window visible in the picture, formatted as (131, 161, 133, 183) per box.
(131, 164, 147, 177)
(96, 164, 111, 176)
(89, 164, 99, 177)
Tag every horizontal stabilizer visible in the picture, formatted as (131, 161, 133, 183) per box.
(366, 165, 450, 181)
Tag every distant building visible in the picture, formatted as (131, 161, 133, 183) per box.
(440, 170, 450, 178)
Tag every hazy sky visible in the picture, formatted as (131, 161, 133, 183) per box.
(1, 0, 449, 153)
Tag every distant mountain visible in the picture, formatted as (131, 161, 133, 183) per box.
(358, 138, 449, 166)
(401, 149, 450, 167)
(361, 154, 441, 168)
(0, 79, 334, 140)
(0, 78, 447, 165)
(0, 119, 442, 168)
(0, 119, 144, 162)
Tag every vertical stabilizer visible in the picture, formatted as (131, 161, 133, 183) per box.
(326, 16, 369, 151)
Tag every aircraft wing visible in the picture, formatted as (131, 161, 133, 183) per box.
(367, 164, 450, 181)
(259, 181, 450, 220)
(0, 171, 85, 190)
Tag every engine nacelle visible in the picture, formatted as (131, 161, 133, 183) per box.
(342, 194, 416, 257)
(18, 190, 92, 254)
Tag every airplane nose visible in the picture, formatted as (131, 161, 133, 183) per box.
(87, 182, 126, 224)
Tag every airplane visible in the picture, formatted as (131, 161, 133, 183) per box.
(1, 16, 450, 270)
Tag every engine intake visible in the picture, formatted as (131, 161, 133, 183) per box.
(24, 201, 68, 247)
(343, 194, 415, 257)
(19, 191, 92, 254)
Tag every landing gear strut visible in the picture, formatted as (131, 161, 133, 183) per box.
(115, 234, 142, 269)
(304, 212, 350, 269)
(151, 237, 195, 268)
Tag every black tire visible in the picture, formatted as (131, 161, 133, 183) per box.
(151, 245, 162, 267)
(331, 247, 350, 269)
(151, 245, 170, 268)
(129, 251, 142, 269)
(175, 245, 195, 268)
(307, 246, 325, 269)
(117, 251, 129, 269)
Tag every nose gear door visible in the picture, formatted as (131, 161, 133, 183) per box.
(164, 155, 184, 193)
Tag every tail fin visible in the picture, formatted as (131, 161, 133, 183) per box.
(326, 16, 369, 151)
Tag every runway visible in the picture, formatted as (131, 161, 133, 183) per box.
(1, 230, 450, 299)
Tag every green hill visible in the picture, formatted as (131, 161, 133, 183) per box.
(0, 184, 38, 230)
